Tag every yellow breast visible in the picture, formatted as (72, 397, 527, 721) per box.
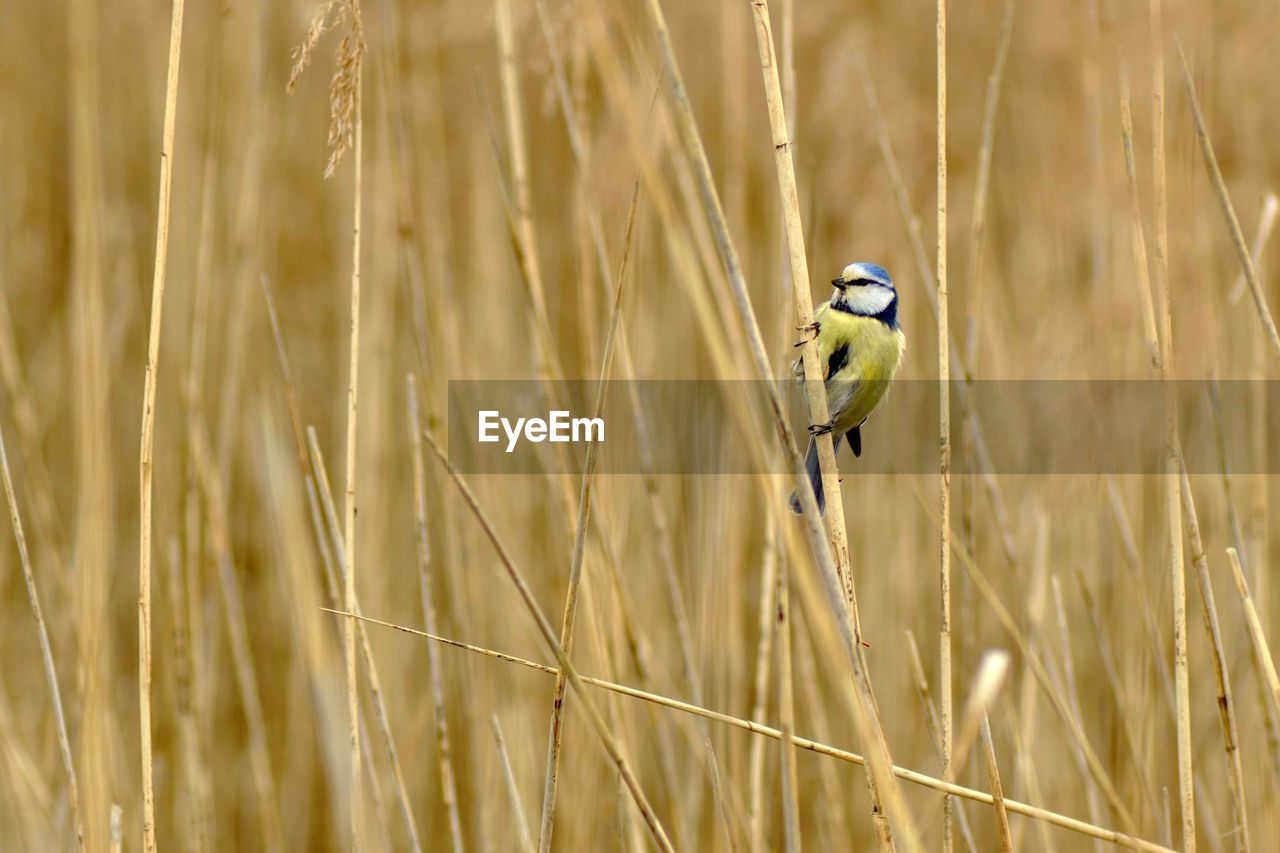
(806, 301, 905, 432)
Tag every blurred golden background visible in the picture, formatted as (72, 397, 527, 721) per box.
(2, 0, 1279, 849)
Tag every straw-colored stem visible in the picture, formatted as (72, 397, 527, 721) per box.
(536, 178, 639, 852)
(407, 379, 464, 853)
(492, 716, 536, 853)
(305, 426, 425, 853)
(337, 608, 1178, 853)
(1149, 3, 1194, 846)
(0, 426, 84, 851)
(743, 2, 909, 846)
(776, 535, 802, 853)
(1227, 548, 1280, 711)
(340, 3, 366, 847)
(1178, 50, 1280, 365)
(749, 529, 779, 852)
(138, 1, 186, 847)
(424, 433, 674, 851)
(189, 420, 284, 851)
(979, 716, 1013, 853)
(1180, 466, 1251, 851)
(905, 632, 978, 853)
(936, 0, 954, 850)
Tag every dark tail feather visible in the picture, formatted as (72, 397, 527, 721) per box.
(787, 434, 840, 516)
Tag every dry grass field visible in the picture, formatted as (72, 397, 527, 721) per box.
(3, 0, 1280, 850)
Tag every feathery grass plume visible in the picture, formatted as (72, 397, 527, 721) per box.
(287, 0, 364, 178)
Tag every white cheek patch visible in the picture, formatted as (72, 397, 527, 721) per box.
(842, 284, 895, 316)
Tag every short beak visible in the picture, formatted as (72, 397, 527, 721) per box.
(831, 278, 847, 290)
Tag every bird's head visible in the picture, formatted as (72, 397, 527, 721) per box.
(830, 262, 897, 322)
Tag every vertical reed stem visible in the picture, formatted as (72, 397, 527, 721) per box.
(936, 0, 954, 849)
(139, 1, 186, 848)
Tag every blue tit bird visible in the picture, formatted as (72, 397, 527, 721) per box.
(788, 262, 905, 515)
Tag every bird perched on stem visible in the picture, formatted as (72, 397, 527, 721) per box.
(788, 262, 905, 515)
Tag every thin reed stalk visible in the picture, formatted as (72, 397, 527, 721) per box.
(342, 2, 366, 844)
(936, 0, 954, 850)
(492, 716, 536, 853)
(776, 534, 801, 853)
(138, 1, 187, 848)
(408, 378, 464, 853)
(1227, 548, 1280, 713)
(536, 177, 639, 852)
(1148, 4, 1194, 846)
(1179, 467, 1250, 850)
(423, 433, 675, 851)
(0, 426, 84, 850)
(337, 608, 1179, 853)
(749, 528, 779, 853)
(979, 715, 1013, 853)
(1177, 49, 1280, 365)
(746, 2, 902, 846)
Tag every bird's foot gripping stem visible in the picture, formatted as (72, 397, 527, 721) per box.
(808, 421, 834, 437)
(793, 321, 820, 347)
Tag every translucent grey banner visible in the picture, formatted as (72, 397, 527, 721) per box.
(446, 380, 1280, 475)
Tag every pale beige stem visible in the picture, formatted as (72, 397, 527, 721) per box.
(139, 1, 187, 848)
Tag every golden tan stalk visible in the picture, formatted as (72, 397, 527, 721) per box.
(0, 426, 84, 850)
(336, 608, 1178, 853)
(407, 378, 464, 853)
(1149, 5, 1193, 846)
(1178, 49, 1280, 365)
(423, 434, 674, 851)
(1227, 547, 1280, 735)
(749, 529, 780, 853)
(979, 715, 1013, 853)
(740, 1, 913, 845)
(536, 178, 640, 852)
(936, 1, 954, 849)
(138, 2, 187, 848)
(340, 3, 366, 846)
(1179, 467, 1250, 850)
(776, 536, 801, 853)
(492, 715, 536, 853)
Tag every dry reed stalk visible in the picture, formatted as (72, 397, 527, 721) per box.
(746, 2, 902, 846)
(342, 1, 365, 841)
(138, 1, 187, 848)
(1049, 577, 1107, 849)
(407, 378, 464, 853)
(856, 61, 1019, 571)
(905, 632, 978, 853)
(423, 434, 675, 851)
(536, 178, 639, 852)
(950, 650, 1010, 784)
(0, 425, 83, 850)
(188, 419, 285, 851)
(1148, 5, 1194, 846)
(936, 0, 954, 850)
(1228, 194, 1278, 305)
(979, 715, 1014, 852)
(906, 477, 1139, 833)
(1179, 468, 1250, 850)
(749, 528, 780, 852)
(492, 715, 536, 853)
(1118, 74, 1161, 370)
(1227, 547, 1280, 707)
(964, 2, 1014, 336)
(690, 2, 908, 846)
(776, 532, 802, 853)
(339, 609, 1179, 853)
(1177, 50, 1280, 365)
(303, 427, 424, 853)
